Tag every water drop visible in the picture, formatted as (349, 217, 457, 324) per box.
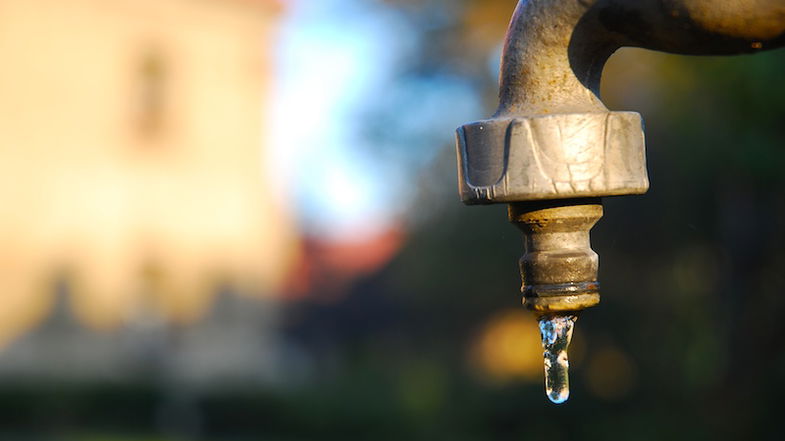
(538, 314, 577, 404)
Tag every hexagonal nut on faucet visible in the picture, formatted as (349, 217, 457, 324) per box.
(455, 112, 649, 204)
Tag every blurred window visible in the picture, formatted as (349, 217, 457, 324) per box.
(135, 48, 168, 139)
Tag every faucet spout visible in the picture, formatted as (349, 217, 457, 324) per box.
(455, 0, 785, 403)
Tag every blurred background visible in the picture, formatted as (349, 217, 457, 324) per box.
(0, 0, 783, 440)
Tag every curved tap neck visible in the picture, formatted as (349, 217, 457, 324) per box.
(495, 0, 785, 118)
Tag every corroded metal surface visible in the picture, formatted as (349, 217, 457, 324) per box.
(509, 199, 602, 315)
(497, 0, 785, 117)
(457, 112, 648, 204)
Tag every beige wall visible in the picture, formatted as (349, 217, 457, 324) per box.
(0, 0, 296, 344)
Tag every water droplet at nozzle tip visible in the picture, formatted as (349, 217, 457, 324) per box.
(539, 314, 577, 405)
(548, 390, 570, 405)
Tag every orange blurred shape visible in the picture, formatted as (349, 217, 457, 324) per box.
(586, 344, 638, 401)
(284, 227, 406, 302)
(471, 309, 543, 383)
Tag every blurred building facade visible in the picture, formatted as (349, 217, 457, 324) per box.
(0, 0, 297, 383)
(0, 285, 288, 388)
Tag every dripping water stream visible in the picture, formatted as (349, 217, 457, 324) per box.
(538, 314, 577, 404)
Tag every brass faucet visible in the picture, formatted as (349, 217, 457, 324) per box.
(455, 0, 785, 403)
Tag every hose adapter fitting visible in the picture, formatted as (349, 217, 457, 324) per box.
(456, 111, 648, 315)
(509, 199, 603, 314)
